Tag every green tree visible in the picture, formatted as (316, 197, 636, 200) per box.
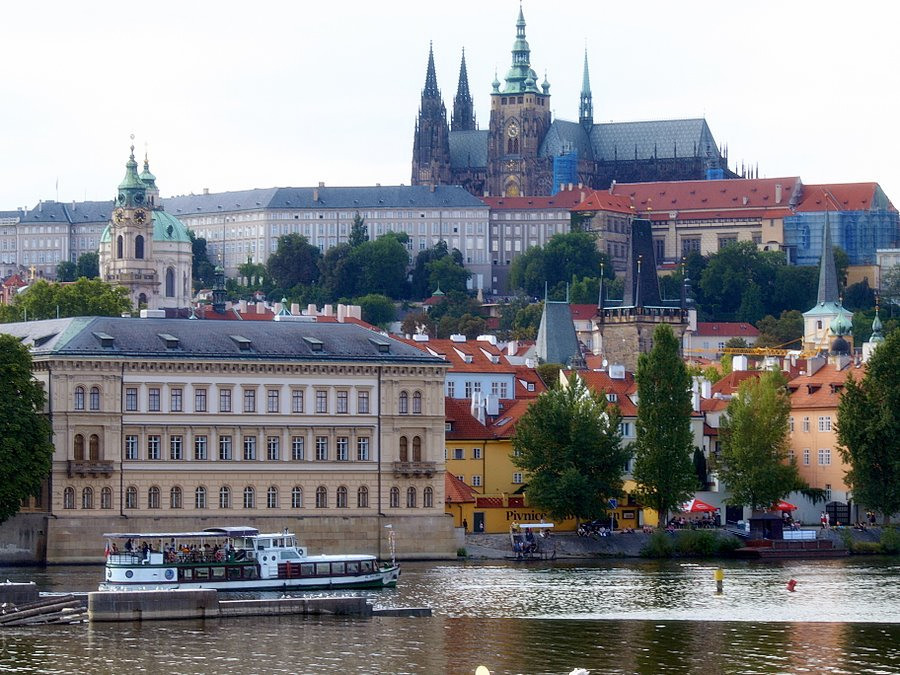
(632, 324, 697, 525)
(769, 265, 817, 317)
(0, 335, 54, 523)
(511, 302, 543, 340)
(717, 370, 800, 512)
(7, 278, 131, 321)
(509, 231, 603, 299)
(348, 232, 410, 299)
(56, 261, 77, 282)
(699, 242, 782, 321)
(318, 243, 355, 299)
(881, 264, 900, 314)
(755, 310, 804, 349)
(833, 246, 850, 291)
(535, 362, 563, 389)
(354, 293, 396, 327)
(426, 254, 470, 296)
(836, 328, 900, 523)
(266, 234, 321, 289)
(843, 278, 876, 311)
(736, 282, 765, 324)
(75, 252, 99, 279)
(456, 312, 486, 339)
(401, 311, 434, 337)
(512, 375, 627, 523)
(348, 212, 368, 248)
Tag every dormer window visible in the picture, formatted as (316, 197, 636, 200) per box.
(230, 335, 253, 351)
(158, 333, 180, 350)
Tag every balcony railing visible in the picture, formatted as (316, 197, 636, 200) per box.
(67, 460, 114, 478)
(392, 461, 437, 478)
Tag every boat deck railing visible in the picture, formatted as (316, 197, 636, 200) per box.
(107, 550, 252, 566)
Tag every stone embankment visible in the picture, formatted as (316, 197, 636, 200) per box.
(463, 532, 650, 559)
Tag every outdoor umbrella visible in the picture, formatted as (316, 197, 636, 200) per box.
(680, 498, 718, 513)
(773, 499, 798, 511)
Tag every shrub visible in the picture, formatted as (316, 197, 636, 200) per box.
(675, 530, 720, 557)
(838, 529, 854, 551)
(714, 534, 742, 554)
(851, 541, 883, 555)
(456, 547, 468, 558)
(640, 531, 674, 558)
(880, 527, 900, 554)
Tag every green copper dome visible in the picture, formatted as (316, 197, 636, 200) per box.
(870, 310, 885, 343)
(116, 144, 148, 208)
(152, 210, 191, 243)
(830, 311, 852, 337)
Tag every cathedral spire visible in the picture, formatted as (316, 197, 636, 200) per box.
(423, 41, 440, 98)
(116, 135, 147, 208)
(816, 211, 840, 305)
(451, 48, 476, 131)
(502, 4, 540, 94)
(579, 49, 593, 130)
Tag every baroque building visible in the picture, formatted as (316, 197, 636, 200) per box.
(98, 145, 193, 309)
(412, 6, 736, 197)
(2, 316, 454, 563)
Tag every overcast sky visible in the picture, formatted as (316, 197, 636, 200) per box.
(2, 1, 898, 210)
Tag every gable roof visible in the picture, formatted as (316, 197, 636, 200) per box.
(449, 130, 489, 169)
(445, 472, 478, 504)
(576, 369, 638, 416)
(794, 183, 896, 213)
(695, 322, 759, 338)
(590, 118, 719, 162)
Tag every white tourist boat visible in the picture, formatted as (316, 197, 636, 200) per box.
(99, 526, 400, 592)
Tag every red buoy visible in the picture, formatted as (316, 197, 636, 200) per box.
(787, 579, 797, 592)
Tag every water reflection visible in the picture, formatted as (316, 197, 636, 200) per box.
(2, 558, 900, 673)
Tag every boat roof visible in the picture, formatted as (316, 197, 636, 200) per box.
(515, 523, 555, 529)
(103, 526, 263, 539)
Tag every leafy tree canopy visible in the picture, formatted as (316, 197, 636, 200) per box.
(56, 261, 77, 282)
(188, 231, 216, 290)
(3, 278, 131, 322)
(346, 232, 410, 299)
(509, 231, 603, 299)
(0, 335, 54, 523)
(266, 234, 321, 290)
(512, 375, 627, 522)
(401, 310, 434, 337)
(843, 278, 876, 312)
(348, 212, 368, 248)
(698, 242, 784, 321)
(717, 370, 800, 512)
(755, 310, 804, 349)
(354, 293, 395, 327)
(836, 328, 900, 522)
(75, 252, 100, 280)
(631, 324, 698, 525)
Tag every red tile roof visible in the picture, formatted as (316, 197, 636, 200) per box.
(399, 337, 517, 374)
(577, 370, 638, 416)
(788, 362, 865, 409)
(445, 396, 537, 441)
(571, 190, 635, 214)
(795, 183, 895, 213)
(482, 187, 593, 211)
(513, 366, 546, 398)
(695, 322, 760, 338)
(445, 472, 478, 504)
(570, 304, 599, 321)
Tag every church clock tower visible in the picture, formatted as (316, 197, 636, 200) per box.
(487, 6, 551, 197)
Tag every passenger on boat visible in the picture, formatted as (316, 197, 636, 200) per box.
(525, 531, 536, 552)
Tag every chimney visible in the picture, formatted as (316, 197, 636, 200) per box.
(239, 299, 248, 313)
(609, 179, 616, 195)
(307, 303, 317, 316)
(203, 188, 209, 195)
(313, 188, 319, 202)
(256, 301, 265, 314)
(775, 183, 783, 204)
(507, 339, 518, 356)
(430, 183, 435, 193)
(318, 181, 325, 188)
(337, 304, 347, 322)
(291, 303, 300, 315)
(322, 304, 333, 317)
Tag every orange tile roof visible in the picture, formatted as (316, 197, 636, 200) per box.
(577, 369, 638, 416)
(695, 322, 760, 337)
(445, 396, 538, 441)
(795, 183, 895, 213)
(570, 304, 599, 321)
(445, 472, 478, 504)
(788, 362, 866, 409)
(513, 366, 546, 398)
(571, 190, 635, 214)
(398, 337, 517, 374)
(482, 187, 594, 211)
(710, 370, 764, 395)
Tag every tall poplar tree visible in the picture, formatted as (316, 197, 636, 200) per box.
(836, 329, 900, 523)
(0, 335, 54, 523)
(632, 324, 697, 526)
(717, 370, 799, 512)
(512, 375, 627, 523)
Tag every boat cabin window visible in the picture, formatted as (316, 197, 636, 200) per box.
(212, 567, 226, 580)
(361, 561, 373, 573)
(332, 562, 345, 574)
(257, 539, 271, 550)
(315, 563, 330, 575)
(301, 563, 315, 576)
(347, 561, 360, 574)
(279, 550, 300, 560)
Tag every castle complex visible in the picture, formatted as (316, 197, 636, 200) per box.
(412, 6, 736, 197)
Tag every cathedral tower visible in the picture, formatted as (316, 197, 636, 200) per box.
(99, 141, 193, 310)
(579, 50, 593, 131)
(411, 43, 452, 187)
(451, 49, 476, 132)
(487, 6, 552, 197)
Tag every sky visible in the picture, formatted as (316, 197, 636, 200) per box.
(2, 1, 898, 210)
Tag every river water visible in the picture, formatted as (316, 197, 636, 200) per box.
(1, 557, 899, 674)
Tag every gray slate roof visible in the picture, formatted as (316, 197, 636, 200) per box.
(19, 201, 114, 225)
(589, 118, 719, 162)
(539, 120, 594, 161)
(2, 317, 447, 365)
(449, 130, 489, 169)
(535, 301, 583, 367)
(163, 185, 486, 217)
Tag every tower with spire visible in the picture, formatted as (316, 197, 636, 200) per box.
(579, 50, 593, 131)
(411, 43, 452, 187)
(486, 4, 552, 197)
(802, 213, 853, 354)
(451, 49, 476, 132)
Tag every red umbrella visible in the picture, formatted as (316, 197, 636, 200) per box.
(774, 499, 798, 512)
(680, 498, 718, 513)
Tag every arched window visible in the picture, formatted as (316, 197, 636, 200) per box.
(63, 487, 75, 509)
(423, 486, 434, 508)
(81, 487, 93, 509)
(507, 138, 514, 154)
(291, 486, 303, 509)
(138, 293, 147, 307)
(125, 486, 137, 509)
(413, 391, 422, 414)
(357, 486, 369, 508)
(406, 487, 417, 508)
(135, 235, 145, 259)
(101, 486, 113, 509)
(243, 486, 255, 509)
(74, 386, 85, 411)
(399, 436, 408, 462)
(389, 486, 400, 508)
(90, 386, 100, 411)
(148, 486, 160, 509)
(513, 138, 519, 153)
(165, 267, 175, 298)
(89, 434, 100, 461)
(195, 486, 207, 509)
(267, 486, 278, 509)
(413, 436, 422, 462)
(336, 486, 348, 508)
(116, 235, 124, 259)
(315, 486, 327, 508)
(219, 486, 231, 509)
(170, 486, 183, 509)
(399, 391, 409, 414)
(73, 434, 85, 461)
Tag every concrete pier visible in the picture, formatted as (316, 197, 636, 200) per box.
(87, 589, 426, 622)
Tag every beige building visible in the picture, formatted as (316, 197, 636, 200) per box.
(3, 316, 455, 563)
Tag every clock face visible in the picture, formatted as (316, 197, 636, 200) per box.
(507, 122, 519, 138)
(134, 209, 147, 224)
(114, 208, 126, 223)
